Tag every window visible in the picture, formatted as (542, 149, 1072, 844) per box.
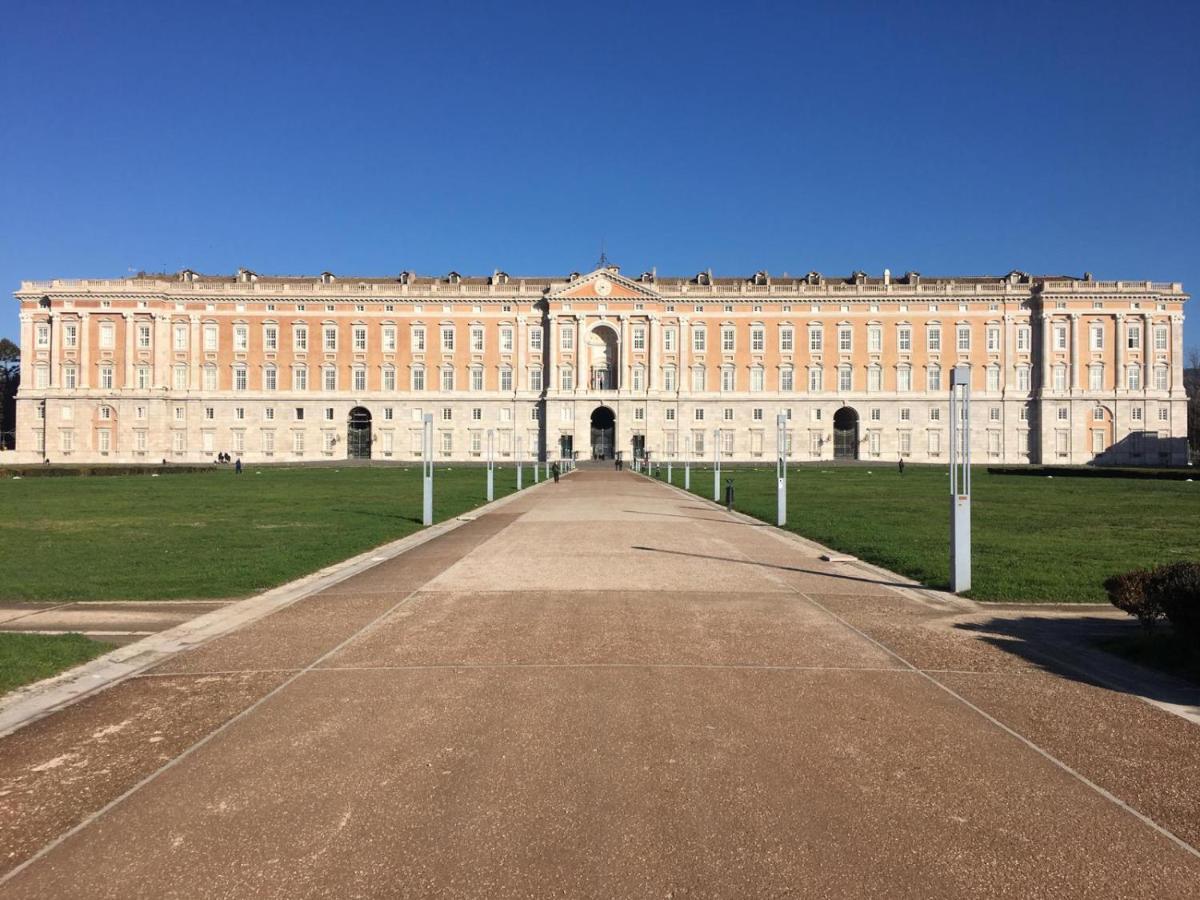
(956, 326, 971, 352)
(693, 325, 707, 352)
(666, 408, 676, 421)
(499, 367, 513, 392)
(986, 326, 1000, 352)
(441, 367, 455, 391)
(64, 366, 77, 389)
(838, 365, 852, 392)
(633, 326, 646, 351)
(472, 367, 484, 391)
(173, 365, 188, 390)
(1053, 365, 1067, 392)
(780, 367, 794, 392)
(927, 326, 941, 352)
(529, 368, 543, 391)
(171, 431, 184, 454)
(234, 324, 249, 352)
(986, 366, 1000, 392)
(1154, 324, 1168, 351)
(499, 327, 513, 352)
(36, 323, 50, 348)
(323, 325, 338, 352)
(721, 325, 735, 352)
(632, 366, 644, 391)
(809, 326, 823, 352)
(663, 366, 677, 391)
(35, 365, 49, 388)
(382, 325, 397, 352)
(694, 408, 706, 421)
(897, 327, 912, 352)
(236, 406, 246, 421)
(927, 365, 942, 392)
(1089, 324, 1104, 351)
(287, 323, 306, 352)
(440, 326, 455, 352)
(1127, 324, 1140, 350)
(836, 325, 851, 352)
(867, 325, 882, 353)
(780, 326, 794, 352)
(1092, 406, 1105, 422)
(471, 326, 485, 352)
(898, 431, 912, 456)
(412, 326, 427, 352)
(353, 368, 367, 391)
(896, 366, 912, 392)
(234, 366, 248, 391)
(293, 431, 305, 454)
(663, 328, 677, 352)
(382, 367, 396, 391)
(1053, 324, 1067, 351)
(750, 367, 765, 392)
(137, 366, 151, 390)
(634, 407, 646, 421)
(100, 322, 115, 349)
(867, 366, 882, 392)
(1016, 365, 1031, 392)
(1131, 406, 1143, 422)
(100, 366, 114, 390)
(869, 407, 881, 422)
(868, 431, 880, 457)
(528, 326, 542, 351)
(691, 366, 706, 392)
(1154, 365, 1168, 391)
(899, 407, 912, 422)
(353, 325, 367, 352)
(720, 367, 735, 392)
(1057, 407, 1069, 421)
(1016, 325, 1030, 352)
(1157, 407, 1169, 422)
(989, 406, 1001, 422)
(561, 327, 574, 351)
(323, 366, 337, 391)
(1089, 364, 1103, 391)
(808, 367, 823, 392)
(174, 323, 188, 351)
(1127, 366, 1141, 390)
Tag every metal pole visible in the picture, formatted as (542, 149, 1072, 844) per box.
(684, 435, 691, 490)
(516, 436, 523, 490)
(666, 439, 672, 484)
(949, 365, 971, 592)
(422, 413, 433, 526)
(713, 428, 721, 502)
(486, 429, 494, 502)
(777, 413, 787, 527)
(533, 446, 540, 483)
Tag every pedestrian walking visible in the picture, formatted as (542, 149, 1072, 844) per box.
(552, 462, 559, 484)
(898, 457, 905, 476)
(235, 457, 243, 475)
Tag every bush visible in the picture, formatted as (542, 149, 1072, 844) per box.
(1145, 562, 1200, 640)
(1103, 569, 1161, 628)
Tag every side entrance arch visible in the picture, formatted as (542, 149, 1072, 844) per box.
(347, 407, 372, 459)
(590, 406, 615, 459)
(832, 407, 859, 460)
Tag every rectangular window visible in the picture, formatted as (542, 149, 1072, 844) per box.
(293, 431, 305, 454)
(664, 367, 677, 391)
(1127, 324, 1141, 350)
(721, 326, 735, 352)
(868, 367, 881, 392)
(927, 327, 941, 352)
(64, 366, 77, 389)
(1053, 366, 1067, 391)
(663, 328, 677, 352)
(808, 367, 822, 392)
(500, 327, 513, 352)
(927, 366, 942, 392)
(383, 326, 397, 352)
(809, 327, 823, 352)
(100, 366, 114, 390)
(471, 368, 484, 391)
(1089, 325, 1104, 351)
(989, 406, 1001, 422)
(500, 368, 513, 392)
(957, 326, 971, 352)
(1016, 326, 1030, 352)
(633, 327, 646, 351)
(867, 326, 882, 353)
(173, 365, 188, 390)
(1089, 365, 1103, 391)
(323, 326, 338, 352)
(440, 326, 456, 352)
(471, 326, 485, 352)
(136, 323, 151, 350)
(986, 367, 1000, 392)
(928, 430, 941, 456)
(412, 326, 426, 352)
(529, 327, 542, 351)
(441, 368, 455, 391)
(1017, 367, 1031, 391)
(1154, 367, 1168, 391)
(263, 431, 275, 453)
(171, 431, 184, 453)
(838, 367, 852, 391)
(691, 367, 705, 392)
(353, 368, 367, 391)
(751, 368, 764, 392)
(529, 368, 543, 391)
(234, 325, 249, 352)
(100, 322, 116, 349)
(293, 324, 308, 351)
(1154, 324, 1168, 351)
(750, 326, 765, 352)
(898, 327, 912, 352)
(693, 326, 706, 352)
(561, 327, 574, 351)
(780, 368, 794, 392)
(235, 367, 248, 391)
(323, 367, 337, 391)
(174, 323, 188, 351)
(353, 325, 368, 352)
(898, 431, 912, 456)
(780, 326, 794, 352)
(838, 326, 852, 352)
(896, 367, 911, 392)
(986, 327, 1000, 352)
(36, 323, 51, 348)
(1053, 325, 1067, 351)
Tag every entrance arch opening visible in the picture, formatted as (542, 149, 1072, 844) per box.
(832, 407, 859, 460)
(590, 406, 615, 460)
(347, 407, 372, 459)
(588, 325, 620, 390)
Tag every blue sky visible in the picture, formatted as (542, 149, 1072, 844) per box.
(2, 0, 1197, 348)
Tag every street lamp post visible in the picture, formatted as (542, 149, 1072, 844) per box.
(422, 413, 433, 526)
(684, 434, 691, 491)
(713, 427, 721, 502)
(516, 435, 523, 490)
(949, 365, 971, 592)
(776, 413, 787, 527)
(486, 428, 495, 502)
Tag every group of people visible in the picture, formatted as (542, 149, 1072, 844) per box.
(215, 452, 243, 473)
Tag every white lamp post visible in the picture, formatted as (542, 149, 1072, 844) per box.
(422, 413, 433, 526)
(949, 365, 971, 592)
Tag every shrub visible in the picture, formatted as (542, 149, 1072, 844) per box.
(1145, 562, 1200, 640)
(1103, 569, 1161, 628)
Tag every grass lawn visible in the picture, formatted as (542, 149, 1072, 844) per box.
(0, 465, 529, 602)
(0, 632, 114, 695)
(656, 464, 1199, 603)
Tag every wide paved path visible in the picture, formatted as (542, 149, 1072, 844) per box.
(2, 470, 1198, 898)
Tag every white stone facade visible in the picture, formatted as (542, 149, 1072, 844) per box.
(10, 266, 1190, 466)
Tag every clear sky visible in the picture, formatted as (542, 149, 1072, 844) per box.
(2, 0, 1197, 349)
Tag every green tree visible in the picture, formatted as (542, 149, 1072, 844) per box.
(0, 338, 19, 450)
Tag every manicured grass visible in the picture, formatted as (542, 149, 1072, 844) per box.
(0, 465, 529, 602)
(656, 463, 1200, 602)
(0, 632, 114, 695)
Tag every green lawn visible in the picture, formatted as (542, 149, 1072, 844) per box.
(0, 465, 528, 602)
(656, 464, 1199, 602)
(0, 632, 114, 694)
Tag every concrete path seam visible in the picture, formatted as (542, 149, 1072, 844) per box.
(795, 589, 1200, 862)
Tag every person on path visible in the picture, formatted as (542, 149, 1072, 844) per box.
(235, 457, 243, 475)
(552, 461, 559, 484)
(898, 457, 905, 476)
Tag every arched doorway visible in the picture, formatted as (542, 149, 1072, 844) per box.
(832, 407, 859, 460)
(587, 325, 620, 390)
(590, 406, 615, 460)
(347, 407, 372, 459)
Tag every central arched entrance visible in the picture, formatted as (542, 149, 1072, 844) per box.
(590, 406, 615, 460)
(587, 325, 620, 390)
(347, 407, 372, 459)
(832, 407, 859, 460)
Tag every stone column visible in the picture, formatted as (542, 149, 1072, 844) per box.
(79, 312, 91, 389)
(1069, 313, 1079, 393)
(123, 312, 136, 390)
(1170, 314, 1184, 395)
(1143, 313, 1152, 392)
(1113, 313, 1124, 393)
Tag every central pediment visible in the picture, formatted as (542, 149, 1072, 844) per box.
(548, 267, 661, 301)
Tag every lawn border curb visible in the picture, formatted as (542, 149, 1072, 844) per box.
(0, 471, 569, 738)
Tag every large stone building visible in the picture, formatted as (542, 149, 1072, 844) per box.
(10, 266, 1190, 466)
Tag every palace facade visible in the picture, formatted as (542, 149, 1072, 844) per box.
(11, 266, 1190, 466)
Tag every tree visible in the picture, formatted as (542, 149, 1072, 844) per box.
(0, 338, 19, 451)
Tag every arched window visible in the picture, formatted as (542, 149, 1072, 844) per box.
(1088, 364, 1104, 391)
(663, 365, 677, 392)
(322, 365, 337, 392)
(750, 365, 765, 392)
(837, 364, 852, 392)
(720, 366, 735, 392)
(233, 364, 248, 392)
(867, 365, 882, 392)
(382, 365, 396, 392)
(499, 366, 513, 392)
(926, 365, 942, 392)
(779, 366, 794, 392)
(440, 366, 455, 392)
(1015, 365, 1031, 392)
(470, 366, 484, 392)
(986, 365, 1001, 392)
(263, 365, 278, 391)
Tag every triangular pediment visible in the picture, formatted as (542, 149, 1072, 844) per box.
(549, 268, 661, 301)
